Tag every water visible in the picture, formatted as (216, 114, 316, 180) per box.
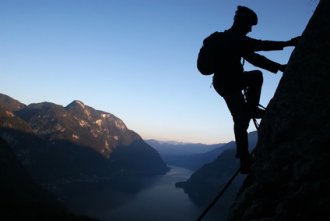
(67, 166, 204, 221)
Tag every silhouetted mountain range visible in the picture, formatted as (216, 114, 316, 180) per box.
(146, 139, 224, 170)
(146, 139, 221, 156)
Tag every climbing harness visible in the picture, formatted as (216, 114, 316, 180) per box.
(196, 90, 264, 221)
(252, 104, 265, 129)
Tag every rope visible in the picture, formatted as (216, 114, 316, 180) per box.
(196, 167, 240, 221)
(252, 117, 260, 129)
(196, 104, 262, 221)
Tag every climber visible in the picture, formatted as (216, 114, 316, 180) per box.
(210, 6, 300, 174)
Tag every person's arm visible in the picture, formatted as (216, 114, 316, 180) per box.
(244, 36, 300, 51)
(244, 51, 284, 73)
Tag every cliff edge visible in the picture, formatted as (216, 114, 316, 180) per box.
(228, 1, 330, 220)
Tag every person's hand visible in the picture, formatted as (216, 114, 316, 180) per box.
(286, 36, 301, 46)
(278, 64, 287, 73)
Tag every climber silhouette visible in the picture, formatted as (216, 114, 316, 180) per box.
(211, 6, 300, 174)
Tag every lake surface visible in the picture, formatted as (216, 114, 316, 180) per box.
(66, 166, 225, 221)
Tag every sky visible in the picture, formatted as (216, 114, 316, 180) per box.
(0, 0, 318, 144)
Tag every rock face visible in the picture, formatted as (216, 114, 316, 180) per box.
(228, 1, 330, 220)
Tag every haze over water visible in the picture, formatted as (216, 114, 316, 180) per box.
(66, 166, 221, 221)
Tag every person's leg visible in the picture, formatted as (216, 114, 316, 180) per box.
(223, 91, 252, 173)
(243, 70, 264, 118)
(243, 70, 263, 107)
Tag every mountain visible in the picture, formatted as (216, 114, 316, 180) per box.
(0, 137, 96, 220)
(228, 1, 330, 220)
(14, 99, 141, 157)
(146, 139, 222, 156)
(172, 131, 256, 171)
(0, 94, 169, 195)
(0, 93, 26, 111)
(147, 133, 256, 171)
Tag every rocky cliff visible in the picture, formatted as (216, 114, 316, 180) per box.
(228, 1, 330, 220)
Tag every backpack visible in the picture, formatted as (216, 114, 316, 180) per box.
(197, 32, 224, 75)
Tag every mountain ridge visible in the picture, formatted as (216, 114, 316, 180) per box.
(0, 93, 169, 187)
(1, 94, 142, 158)
(0, 93, 26, 111)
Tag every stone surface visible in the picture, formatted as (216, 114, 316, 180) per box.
(228, 1, 330, 221)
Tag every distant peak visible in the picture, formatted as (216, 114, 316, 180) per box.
(67, 100, 85, 109)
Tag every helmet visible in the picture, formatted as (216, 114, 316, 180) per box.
(234, 6, 258, 25)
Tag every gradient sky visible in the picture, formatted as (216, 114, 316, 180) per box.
(0, 0, 318, 144)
